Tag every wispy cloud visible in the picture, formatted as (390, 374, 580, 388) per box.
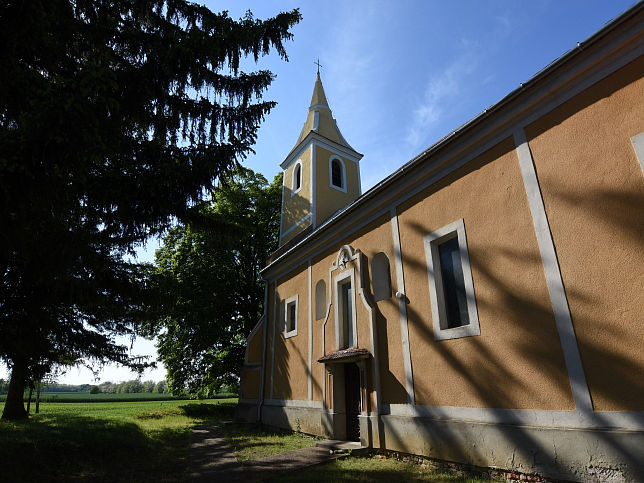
(405, 54, 477, 149)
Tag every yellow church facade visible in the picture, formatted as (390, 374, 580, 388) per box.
(239, 4, 644, 480)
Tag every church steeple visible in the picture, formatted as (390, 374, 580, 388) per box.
(310, 71, 329, 107)
(278, 72, 363, 247)
(294, 72, 356, 152)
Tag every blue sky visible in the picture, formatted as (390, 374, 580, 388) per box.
(2, 0, 636, 386)
(230, 0, 637, 190)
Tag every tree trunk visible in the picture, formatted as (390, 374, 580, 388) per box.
(1, 359, 28, 420)
(26, 384, 33, 414)
(35, 379, 42, 414)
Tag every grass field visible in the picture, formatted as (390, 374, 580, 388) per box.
(0, 398, 237, 481)
(0, 391, 237, 403)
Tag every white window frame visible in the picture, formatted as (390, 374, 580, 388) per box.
(283, 294, 298, 339)
(424, 218, 480, 341)
(291, 160, 303, 197)
(333, 270, 357, 349)
(329, 156, 347, 193)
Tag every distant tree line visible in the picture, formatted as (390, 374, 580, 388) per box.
(93, 380, 167, 394)
(30, 383, 92, 393)
(0, 379, 167, 395)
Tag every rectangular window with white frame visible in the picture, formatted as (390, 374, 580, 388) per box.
(334, 271, 357, 349)
(283, 294, 298, 339)
(424, 218, 480, 341)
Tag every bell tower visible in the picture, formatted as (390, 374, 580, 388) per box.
(279, 72, 363, 246)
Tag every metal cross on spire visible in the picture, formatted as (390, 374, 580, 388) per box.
(314, 59, 323, 74)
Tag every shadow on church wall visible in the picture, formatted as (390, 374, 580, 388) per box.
(378, 60, 644, 468)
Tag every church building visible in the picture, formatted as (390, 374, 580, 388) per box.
(238, 4, 644, 480)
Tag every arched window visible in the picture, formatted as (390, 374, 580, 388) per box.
(315, 280, 327, 320)
(371, 252, 392, 302)
(294, 163, 301, 190)
(291, 160, 302, 196)
(329, 157, 347, 192)
(331, 160, 341, 187)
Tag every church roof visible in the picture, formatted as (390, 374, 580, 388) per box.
(293, 72, 357, 153)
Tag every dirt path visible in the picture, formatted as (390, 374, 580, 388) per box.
(190, 425, 345, 482)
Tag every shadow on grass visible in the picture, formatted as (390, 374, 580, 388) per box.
(0, 414, 186, 481)
(178, 402, 236, 421)
(0, 401, 238, 482)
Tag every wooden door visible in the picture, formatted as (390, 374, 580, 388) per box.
(344, 363, 361, 442)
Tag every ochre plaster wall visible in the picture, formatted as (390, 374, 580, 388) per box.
(281, 147, 312, 244)
(273, 264, 309, 400)
(264, 282, 275, 399)
(525, 57, 644, 411)
(398, 138, 574, 410)
(317, 109, 343, 144)
(246, 325, 263, 364)
(241, 368, 260, 399)
(315, 145, 360, 225)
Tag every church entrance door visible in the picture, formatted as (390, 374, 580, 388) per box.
(344, 363, 360, 442)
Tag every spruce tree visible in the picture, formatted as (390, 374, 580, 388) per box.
(0, 0, 300, 419)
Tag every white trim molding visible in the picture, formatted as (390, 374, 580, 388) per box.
(309, 103, 330, 112)
(390, 209, 415, 405)
(283, 294, 299, 339)
(384, 403, 644, 431)
(513, 128, 592, 412)
(280, 131, 363, 170)
(329, 155, 347, 193)
(424, 218, 480, 341)
(631, 132, 644, 176)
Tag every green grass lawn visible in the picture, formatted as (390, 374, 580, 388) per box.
(221, 424, 319, 462)
(0, 398, 237, 482)
(1, 400, 491, 482)
(269, 455, 489, 482)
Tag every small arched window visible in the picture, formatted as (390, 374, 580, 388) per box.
(315, 280, 327, 320)
(331, 159, 343, 188)
(371, 252, 392, 302)
(294, 163, 301, 191)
